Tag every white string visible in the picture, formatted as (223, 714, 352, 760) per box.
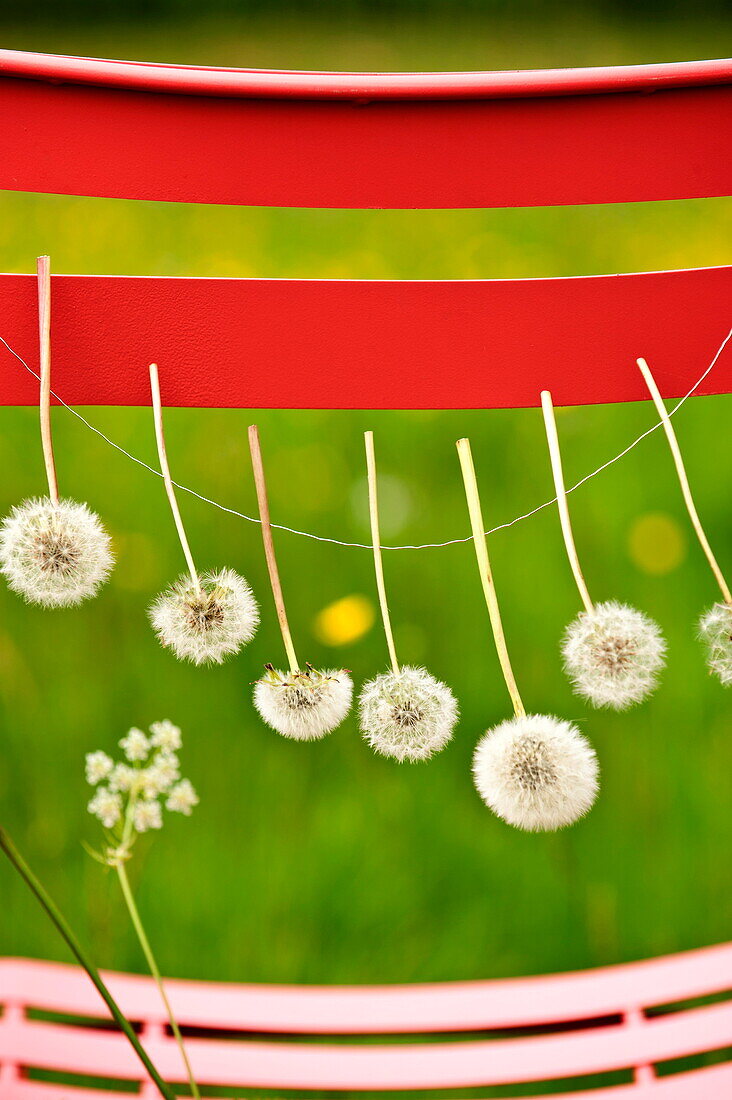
(1, 326, 730, 551)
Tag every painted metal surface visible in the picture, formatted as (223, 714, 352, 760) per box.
(0, 267, 728, 409)
(1, 948, 732, 1093)
(0, 51, 730, 207)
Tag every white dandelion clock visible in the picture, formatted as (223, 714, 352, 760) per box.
(457, 436, 600, 832)
(0, 259, 114, 607)
(0, 497, 114, 607)
(149, 567, 259, 665)
(473, 714, 599, 831)
(248, 425, 353, 740)
(358, 432, 458, 762)
(699, 602, 732, 685)
(541, 391, 665, 710)
(360, 665, 458, 762)
(148, 364, 258, 664)
(562, 601, 666, 709)
(255, 664, 353, 741)
(637, 358, 732, 686)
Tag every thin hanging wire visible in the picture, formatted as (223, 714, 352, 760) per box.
(0, 325, 730, 552)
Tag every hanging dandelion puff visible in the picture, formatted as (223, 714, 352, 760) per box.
(255, 663, 353, 741)
(150, 567, 259, 665)
(0, 258, 114, 607)
(357, 431, 458, 761)
(699, 603, 732, 686)
(562, 601, 666, 709)
(248, 425, 352, 740)
(637, 358, 732, 686)
(85, 719, 200, 1099)
(457, 436, 599, 832)
(541, 390, 665, 709)
(473, 714, 598, 832)
(147, 365, 258, 664)
(360, 665, 458, 762)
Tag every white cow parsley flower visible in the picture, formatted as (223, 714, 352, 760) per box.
(254, 664, 353, 741)
(85, 751, 114, 785)
(85, 720, 198, 864)
(699, 602, 732, 685)
(119, 727, 150, 762)
(0, 497, 113, 607)
(149, 568, 259, 665)
(149, 719, 182, 752)
(562, 601, 666, 710)
(88, 787, 122, 829)
(472, 713, 599, 832)
(166, 779, 199, 816)
(133, 799, 163, 833)
(359, 665, 458, 762)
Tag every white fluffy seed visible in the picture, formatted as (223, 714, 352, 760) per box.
(561, 600, 666, 710)
(0, 497, 114, 607)
(254, 666, 353, 741)
(358, 665, 458, 762)
(149, 568, 259, 665)
(699, 602, 732, 686)
(472, 713, 599, 832)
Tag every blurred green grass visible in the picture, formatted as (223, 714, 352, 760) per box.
(0, 12, 731, 999)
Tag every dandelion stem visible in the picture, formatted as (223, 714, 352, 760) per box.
(37, 256, 58, 504)
(115, 861, 201, 1100)
(637, 357, 732, 606)
(365, 431, 400, 675)
(0, 825, 174, 1100)
(149, 363, 201, 596)
(457, 438, 526, 718)
(248, 425, 299, 673)
(540, 391, 594, 614)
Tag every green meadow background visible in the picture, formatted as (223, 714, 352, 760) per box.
(0, 3, 731, 1059)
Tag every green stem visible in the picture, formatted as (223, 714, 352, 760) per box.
(0, 826, 174, 1100)
(116, 862, 201, 1100)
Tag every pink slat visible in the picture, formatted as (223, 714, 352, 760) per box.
(0, 52, 730, 208)
(0, 268, 730, 409)
(2, 946, 732, 1034)
(5, 1064, 732, 1100)
(4, 1001, 732, 1089)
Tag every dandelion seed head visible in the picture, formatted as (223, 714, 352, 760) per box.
(699, 602, 732, 685)
(472, 713, 599, 832)
(133, 799, 163, 833)
(149, 568, 259, 665)
(88, 787, 122, 829)
(119, 727, 150, 762)
(562, 601, 666, 710)
(85, 751, 114, 785)
(358, 666, 459, 762)
(149, 719, 182, 752)
(254, 665, 353, 741)
(0, 497, 113, 607)
(166, 779, 199, 816)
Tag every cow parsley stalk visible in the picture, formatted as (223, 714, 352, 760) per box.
(86, 720, 200, 1100)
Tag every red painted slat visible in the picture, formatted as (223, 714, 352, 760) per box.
(0, 268, 729, 410)
(4, 948, 732, 1034)
(0, 52, 730, 207)
(1, 51, 730, 99)
(4, 1001, 732, 1089)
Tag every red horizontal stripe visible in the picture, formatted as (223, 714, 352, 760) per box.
(0, 268, 728, 409)
(1, 51, 730, 99)
(0, 57, 729, 207)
